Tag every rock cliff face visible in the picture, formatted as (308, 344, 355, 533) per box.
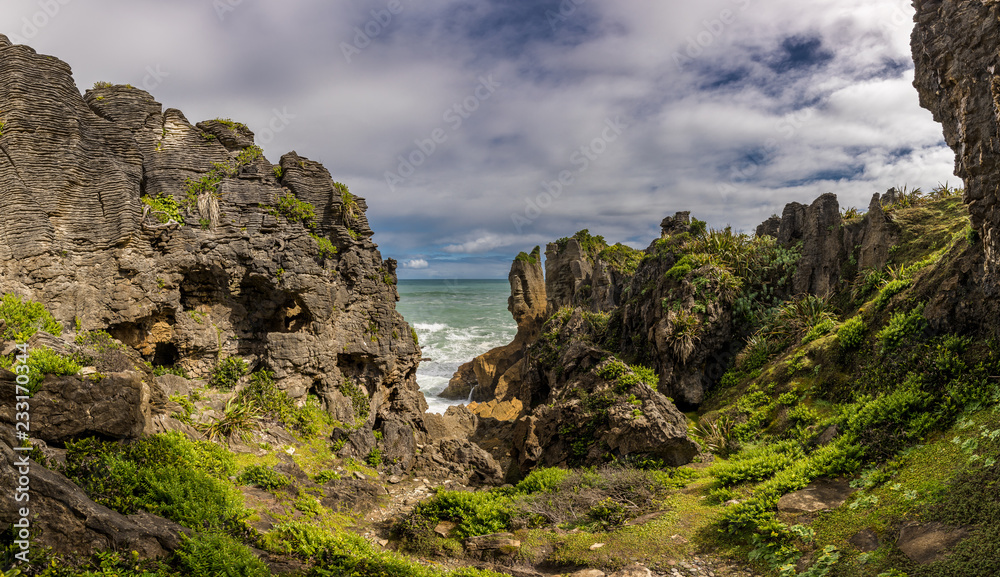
(0, 34, 427, 437)
(911, 0, 1000, 288)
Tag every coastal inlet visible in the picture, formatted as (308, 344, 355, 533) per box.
(396, 279, 516, 413)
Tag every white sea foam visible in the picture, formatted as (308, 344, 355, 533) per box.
(396, 280, 516, 414)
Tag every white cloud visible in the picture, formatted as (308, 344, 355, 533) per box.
(0, 0, 957, 278)
(402, 259, 429, 270)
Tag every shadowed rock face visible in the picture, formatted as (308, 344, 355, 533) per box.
(0, 34, 426, 437)
(912, 0, 1000, 288)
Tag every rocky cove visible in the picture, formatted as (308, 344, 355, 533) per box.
(3, 3, 1000, 575)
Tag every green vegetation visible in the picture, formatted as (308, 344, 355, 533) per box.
(183, 145, 264, 208)
(214, 117, 249, 132)
(0, 346, 82, 393)
(0, 293, 63, 341)
(598, 242, 643, 275)
(269, 192, 316, 227)
(555, 229, 607, 262)
(210, 356, 248, 390)
(515, 245, 541, 265)
(312, 234, 338, 259)
(238, 464, 291, 490)
(336, 182, 360, 223)
(92, 81, 113, 89)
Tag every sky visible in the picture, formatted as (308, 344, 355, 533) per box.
(1, 0, 956, 279)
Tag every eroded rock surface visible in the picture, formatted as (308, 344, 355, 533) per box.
(912, 0, 1000, 287)
(0, 34, 427, 444)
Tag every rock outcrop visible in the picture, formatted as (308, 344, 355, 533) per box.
(0, 34, 427, 443)
(759, 190, 899, 298)
(0, 439, 189, 559)
(912, 0, 1000, 288)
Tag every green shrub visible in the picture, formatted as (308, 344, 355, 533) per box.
(802, 318, 835, 344)
(140, 466, 245, 529)
(0, 347, 83, 394)
(272, 192, 316, 226)
(154, 365, 188, 378)
(711, 441, 804, 487)
(877, 303, 927, 351)
(0, 294, 63, 341)
(312, 234, 338, 259)
(412, 490, 513, 538)
(213, 118, 249, 132)
(93, 81, 113, 89)
(63, 433, 243, 530)
(210, 357, 248, 390)
(336, 182, 360, 223)
(837, 315, 866, 350)
(176, 531, 270, 577)
(514, 246, 540, 265)
(141, 193, 185, 225)
(598, 243, 643, 275)
(197, 396, 260, 442)
(665, 261, 693, 281)
(238, 464, 291, 490)
(515, 467, 572, 493)
(339, 379, 370, 424)
(873, 279, 911, 310)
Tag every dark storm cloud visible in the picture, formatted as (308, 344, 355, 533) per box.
(0, 0, 954, 279)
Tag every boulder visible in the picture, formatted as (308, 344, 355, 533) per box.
(0, 370, 152, 443)
(897, 522, 969, 565)
(777, 479, 855, 514)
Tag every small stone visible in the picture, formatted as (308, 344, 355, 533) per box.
(388, 475, 403, 484)
(569, 570, 606, 577)
(434, 521, 457, 538)
(353, 471, 366, 480)
(589, 542, 605, 550)
(375, 538, 388, 547)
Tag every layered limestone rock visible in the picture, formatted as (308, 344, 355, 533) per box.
(759, 191, 898, 297)
(0, 35, 426, 440)
(545, 239, 622, 313)
(912, 0, 1000, 288)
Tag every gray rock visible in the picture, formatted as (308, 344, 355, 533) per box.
(897, 522, 969, 565)
(912, 1, 1000, 285)
(0, 370, 151, 443)
(777, 479, 855, 514)
(848, 528, 880, 553)
(0, 33, 429, 463)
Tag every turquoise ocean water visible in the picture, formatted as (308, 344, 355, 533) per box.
(396, 279, 516, 413)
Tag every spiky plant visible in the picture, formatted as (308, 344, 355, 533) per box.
(197, 397, 261, 443)
(666, 310, 701, 363)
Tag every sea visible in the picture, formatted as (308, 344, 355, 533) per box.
(396, 279, 516, 414)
